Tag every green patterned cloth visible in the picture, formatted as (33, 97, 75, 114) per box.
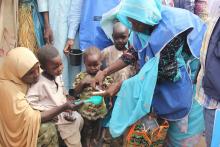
(37, 123, 59, 147)
(73, 72, 113, 120)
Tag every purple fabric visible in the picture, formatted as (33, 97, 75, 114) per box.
(203, 18, 220, 100)
(174, 0, 195, 13)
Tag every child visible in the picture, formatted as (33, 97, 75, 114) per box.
(73, 47, 113, 146)
(26, 45, 84, 147)
(102, 21, 138, 82)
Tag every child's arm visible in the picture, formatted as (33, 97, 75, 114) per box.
(73, 73, 92, 95)
(41, 101, 83, 123)
(74, 81, 86, 95)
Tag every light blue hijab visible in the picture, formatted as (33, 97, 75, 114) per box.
(117, 0, 162, 28)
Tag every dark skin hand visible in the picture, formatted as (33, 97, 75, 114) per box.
(41, 101, 83, 123)
(92, 81, 123, 98)
(74, 75, 93, 95)
(92, 59, 126, 89)
(92, 40, 136, 89)
(42, 12, 53, 44)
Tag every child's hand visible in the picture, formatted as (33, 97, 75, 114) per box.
(91, 70, 107, 89)
(65, 101, 84, 111)
(63, 112, 76, 122)
(66, 95, 76, 101)
(82, 75, 93, 87)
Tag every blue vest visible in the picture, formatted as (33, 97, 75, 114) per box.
(133, 6, 206, 120)
(79, 0, 120, 50)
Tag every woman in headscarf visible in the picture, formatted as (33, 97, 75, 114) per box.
(93, 0, 206, 146)
(0, 47, 81, 147)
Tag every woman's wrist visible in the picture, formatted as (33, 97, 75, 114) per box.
(103, 68, 108, 77)
(44, 25, 51, 29)
(63, 103, 69, 111)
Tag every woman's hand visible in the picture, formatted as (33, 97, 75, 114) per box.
(91, 70, 107, 88)
(92, 81, 122, 98)
(64, 39, 74, 55)
(44, 26, 53, 44)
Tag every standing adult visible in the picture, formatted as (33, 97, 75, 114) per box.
(0, 0, 18, 59)
(18, 0, 44, 55)
(79, 0, 121, 51)
(196, 1, 220, 146)
(95, 0, 206, 146)
(174, 0, 208, 21)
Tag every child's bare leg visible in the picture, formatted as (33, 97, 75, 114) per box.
(90, 119, 101, 147)
(81, 118, 93, 147)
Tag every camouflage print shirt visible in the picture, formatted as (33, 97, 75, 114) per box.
(73, 72, 113, 120)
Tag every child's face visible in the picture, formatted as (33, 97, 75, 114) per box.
(22, 63, 40, 84)
(84, 54, 101, 76)
(112, 30, 129, 51)
(45, 55, 64, 77)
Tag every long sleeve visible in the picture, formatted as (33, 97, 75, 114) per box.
(37, 0, 49, 12)
(68, 0, 83, 39)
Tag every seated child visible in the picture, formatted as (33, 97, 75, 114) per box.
(26, 45, 83, 147)
(102, 21, 138, 82)
(73, 47, 113, 146)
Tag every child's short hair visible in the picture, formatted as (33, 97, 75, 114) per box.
(37, 45, 59, 67)
(113, 21, 128, 35)
(83, 46, 101, 61)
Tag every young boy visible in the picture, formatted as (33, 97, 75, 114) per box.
(73, 47, 113, 146)
(102, 21, 138, 82)
(26, 45, 83, 147)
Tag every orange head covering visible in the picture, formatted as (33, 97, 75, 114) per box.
(0, 47, 41, 147)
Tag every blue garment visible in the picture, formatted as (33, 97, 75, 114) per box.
(211, 109, 220, 147)
(117, 0, 162, 27)
(109, 57, 159, 137)
(109, 5, 206, 137)
(166, 57, 204, 146)
(79, 0, 120, 51)
(132, 7, 206, 120)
